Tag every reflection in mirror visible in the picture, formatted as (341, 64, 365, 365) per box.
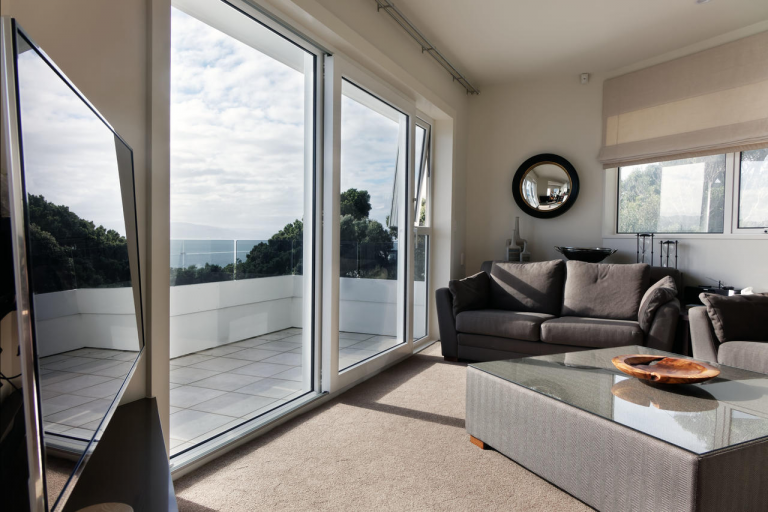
(15, 31, 143, 509)
(512, 154, 580, 219)
(521, 163, 571, 211)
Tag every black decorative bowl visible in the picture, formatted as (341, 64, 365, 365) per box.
(554, 246, 617, 263)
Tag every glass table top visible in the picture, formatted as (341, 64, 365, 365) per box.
(470, 346, 768, 455)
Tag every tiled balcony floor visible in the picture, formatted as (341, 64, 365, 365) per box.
(39, 348, 140, 445)
(38, 328, 398, 456)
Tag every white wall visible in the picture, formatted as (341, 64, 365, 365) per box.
(465, 77, 605, 274)
(33, 276, 426, 359)
(602, 238, 768, 292)
(169, 276, 425, 358)
(33, 289, 141, 357)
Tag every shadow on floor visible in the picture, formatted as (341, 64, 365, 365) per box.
(176, 496, 219, 511)
(175, 342, 462, 491)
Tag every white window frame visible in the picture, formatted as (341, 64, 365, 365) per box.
(603, 150, 768, 240)
(732, 151, 768, 235)
(413, 115, 432, 346)
(322, 55, 417, 394)
(167, 0, 325, 472)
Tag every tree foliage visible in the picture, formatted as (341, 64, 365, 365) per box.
(618, 156, 725, 234)
(27, 195, 132, 293)
(340, 188, 372, 220)
(170, 188, 413, 284)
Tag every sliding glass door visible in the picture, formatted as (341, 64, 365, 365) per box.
(323, 56, 415, 391)
(169, 0, 319, 459)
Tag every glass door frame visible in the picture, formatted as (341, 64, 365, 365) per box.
(413, 114, 433, 347)
(322, 55, 417, 393)
(166, 0, 325, 470)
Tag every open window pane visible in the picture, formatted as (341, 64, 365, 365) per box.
(169, 3, 314, 457)
(738, 148, 768, 229)
(618, 154, 726, 234)
(338, 79, 406, 371)
(414, 234, 429, 340)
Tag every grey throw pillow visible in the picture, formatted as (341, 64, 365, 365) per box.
(449, 272, 490, 316)
(637, 276, 677, 333)
(699, 293, 768, 344)
(561, 261, 650, 320)
(488, 260, 565, 315)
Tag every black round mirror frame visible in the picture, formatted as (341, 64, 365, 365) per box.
(512, 153, 580, 219)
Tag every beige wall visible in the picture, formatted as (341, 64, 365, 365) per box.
(465, 72, 767, 291)
(465, 76, 605, 274)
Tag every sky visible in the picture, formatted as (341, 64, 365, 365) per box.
(17, 47, 128, 236)
(170, 7, 400, 240)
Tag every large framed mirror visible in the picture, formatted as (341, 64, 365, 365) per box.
(2, 20, 144, 511)
(512, 153, 579, 219)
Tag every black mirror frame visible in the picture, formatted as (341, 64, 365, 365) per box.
(512, 153, 580, 219)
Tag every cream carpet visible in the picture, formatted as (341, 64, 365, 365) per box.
(174, 343, 591, 511)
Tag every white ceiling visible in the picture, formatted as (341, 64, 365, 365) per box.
(392, 0, 768, 85)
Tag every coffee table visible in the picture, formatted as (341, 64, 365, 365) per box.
(467, 346, 768, 512)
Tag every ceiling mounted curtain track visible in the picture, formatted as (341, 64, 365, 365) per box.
(373, 0, 479, 95)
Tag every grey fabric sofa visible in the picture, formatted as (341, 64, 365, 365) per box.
(436, 260, 682, 362)
(690, 294, 768, 374)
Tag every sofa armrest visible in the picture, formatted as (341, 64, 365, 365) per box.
(689, 306, 718, 364)
(645, 298, 680, 352)
(436, 287, 459, 360)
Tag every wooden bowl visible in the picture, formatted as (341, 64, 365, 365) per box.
(611, 354, 720, 384)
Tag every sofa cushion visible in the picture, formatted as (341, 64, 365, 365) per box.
(448, 271, 490, 316)
(637, 276, 678, 333)
(540, 317, 644, 348)
(456, 310, 555, 341)
(488, 260, 565, 315)
(700, 293, 768, 344)
(648, 266, 682, 297)
(717, 341, 768, 374)
(562, 261, 650, 320)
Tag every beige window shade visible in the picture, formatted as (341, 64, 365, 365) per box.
(598, 31, 768, 169)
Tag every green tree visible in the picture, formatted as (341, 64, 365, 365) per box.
(237, 220, 304, 279)
(27, 195, 132, 293)
(340, 188, 372, 219)
(170, 188, 399, 285)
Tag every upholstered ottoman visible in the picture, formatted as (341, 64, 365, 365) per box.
(466, 347, 768, 512)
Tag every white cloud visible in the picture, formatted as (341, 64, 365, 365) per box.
(17, 49, 128, 236)
(171, 8, 307, 240)
(170, 7, 400, 240)
(340, 95, 399, 226)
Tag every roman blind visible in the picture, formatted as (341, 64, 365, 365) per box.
(598, 31, 768, 169)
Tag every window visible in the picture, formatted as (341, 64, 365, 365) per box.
(337, 79, 407, 371)
(617, 154, 726, 234)
(169, 1, 317, 459)
(738, 148, 768, 229)
(413, 119, 432, 341)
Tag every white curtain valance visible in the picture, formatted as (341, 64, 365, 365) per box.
(598, 31, 768, 169)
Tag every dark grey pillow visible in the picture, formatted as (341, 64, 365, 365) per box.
(488, 260, 565, 315)
(562, 261, 650, 320)
(449, 272, 490, 316)
(699, 293, 768, 344)
(638, 276, 677, 333)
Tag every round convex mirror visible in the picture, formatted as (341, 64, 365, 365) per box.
(512, 153, 579, 219)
